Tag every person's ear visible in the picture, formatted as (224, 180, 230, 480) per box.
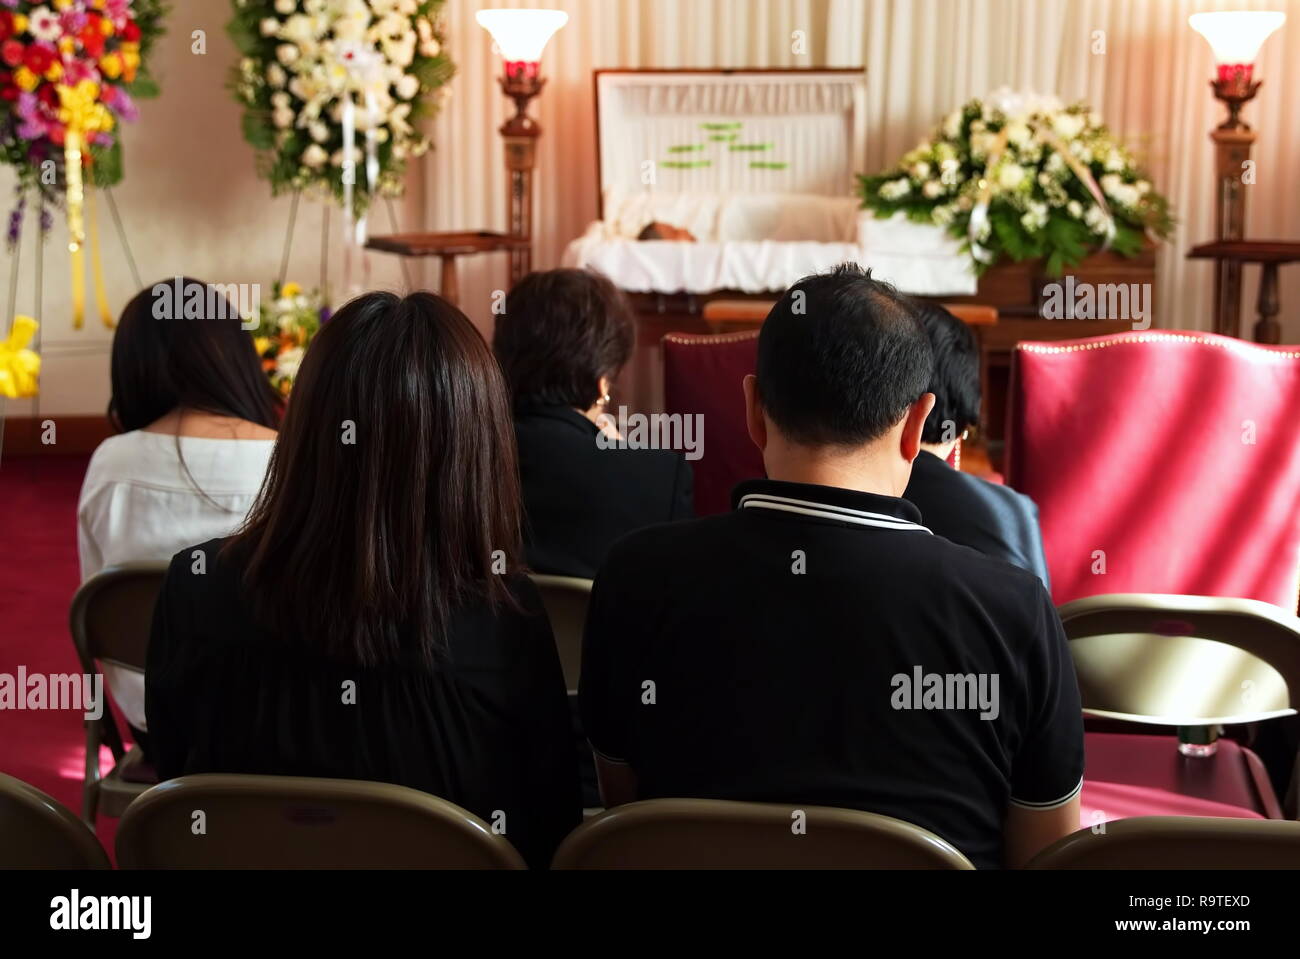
(743, 374, 767, 452)
(900, 393, 936, 463)
(597, 374, 613, 405)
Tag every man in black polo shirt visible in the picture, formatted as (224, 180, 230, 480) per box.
(579, 264, 1084, 869)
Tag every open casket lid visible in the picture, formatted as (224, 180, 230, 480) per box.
(594, 69, 867, 218)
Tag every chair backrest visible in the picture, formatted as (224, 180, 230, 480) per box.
(943, 304, 998, 327)
(1058, 592, 1300, 725)
(0, 773, 110, 869)
(1028, 816, 1300, 869)
(69, 562, 168, 674)
(1006, 332, 1300, 607)
(551, 798, 974, 869)
(529, 573, 593, 692)
(69, 562, 168, 759)
(662, 330, 763, 516)
(116, 774, 527, 869)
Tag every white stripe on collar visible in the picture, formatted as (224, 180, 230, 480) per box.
(738, 492, 932, 533)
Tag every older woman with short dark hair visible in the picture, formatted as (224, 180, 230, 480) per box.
(493, 269, 694, 580)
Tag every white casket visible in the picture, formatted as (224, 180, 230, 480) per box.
(563, 69, 977, 297)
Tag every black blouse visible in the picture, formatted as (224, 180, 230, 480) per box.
(514, 405, 694, 579)
(145, 540, 581, 868)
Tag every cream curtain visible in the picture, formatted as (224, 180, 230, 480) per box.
(3, 0, 1296, 416)
(423, 0, 1300, 337)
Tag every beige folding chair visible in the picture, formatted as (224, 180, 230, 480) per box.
(116, 774, 527, 869)
(551, 798, 974, 869)
(69, 562, 168, 825)
(1058, 593, 1300, 727)
(1058, 593, 1300, 818)
(529, 573, 593, 693)
(0, 772, 110, 869)
(1028, 816, 1300, 869)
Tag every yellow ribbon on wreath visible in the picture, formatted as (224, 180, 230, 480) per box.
(57, 81, 116, 330)
(0, 316, 42, 399)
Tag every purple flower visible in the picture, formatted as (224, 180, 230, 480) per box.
(319, 306, 333, 323)
(6, 197, 25, 249)
(15, 93, 50, 141)
(60, 9, 89, 33)
(102, 85, 138, 122)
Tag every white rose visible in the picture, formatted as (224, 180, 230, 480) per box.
(1104, 148, 1125, 172)
(275, 0, 296, 14)
(266, 64, 286, 88)
(275, 347, 305, 381)
(1135, 180, 1151, 195)
(301, 144, 329, 169)
(260, 18, 280, 37)
(997, 163, 1026, 190)
(922, 180, 944, 199)
(276, 44, 300, 66)
(272, 107, 296, 129)
(943, 110, 963, 139)
(309, 121, 330, 142)
(1067, 200, 1083, 218)
(1052, 112, 1086, 141)
(1005, 122, 1031, 147)
(270, 91, 291, 109)
(419, 37, 442, 58)
(394, 74, 420, 100)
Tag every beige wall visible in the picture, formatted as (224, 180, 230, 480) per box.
(5, 0, 1299, 417)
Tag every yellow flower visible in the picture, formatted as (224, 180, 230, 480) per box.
(12, 14, 28, 33)
(100, 16, 115, 36)
(14, 68, 39, 93)
(280, 282, 303, 298)
(99, 53, 123, 80)
(54, 0, 75, 11)
(253, 336, 272, 355)
(0, 316, 42, 400)
(59, 37, 76, 56)
(45, 61, 63, 82)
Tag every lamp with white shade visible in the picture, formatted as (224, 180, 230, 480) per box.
(1187, 10, 1286, 339)
(477, 8, 570, 282)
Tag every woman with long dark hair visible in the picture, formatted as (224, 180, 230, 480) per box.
(146, 291, 580, 868)
(78, 278, 281, 748)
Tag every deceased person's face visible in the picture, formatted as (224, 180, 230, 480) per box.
(637, 221, 696, 242)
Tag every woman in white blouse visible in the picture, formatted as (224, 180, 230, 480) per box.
(78, 278, 282, 750)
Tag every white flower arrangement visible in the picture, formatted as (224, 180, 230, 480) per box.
(227, 0, 454, 216)
(860, 88, 1173, 275)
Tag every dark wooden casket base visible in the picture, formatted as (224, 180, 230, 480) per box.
(618, 246, 1156, 469)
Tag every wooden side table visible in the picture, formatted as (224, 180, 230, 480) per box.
(365, 231, 532, 307)
(1187, 240, 1300, 344)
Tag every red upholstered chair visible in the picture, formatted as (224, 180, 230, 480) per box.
(1006, 331, 1300, 609)
(662, 331, 764, 517)
(661, 331, 968, 516)
(1008, 332, 1300, 824)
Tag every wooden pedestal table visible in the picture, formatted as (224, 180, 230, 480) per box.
(1187, 240, 1300, 344)
(365, 232, 532, 307)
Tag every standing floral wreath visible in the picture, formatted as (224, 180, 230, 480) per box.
(1, 0, 166, 230)
(1, 1, 165, 338)
(859, 89, 1173, 276)
(227, 0, 453, 218)
(250, 280, 328, 396)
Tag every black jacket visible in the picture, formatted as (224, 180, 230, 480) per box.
(904, 450, 1051, 590)
(514, 406, 694, 579)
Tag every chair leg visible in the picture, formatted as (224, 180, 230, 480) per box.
(82, 721, 101, 827)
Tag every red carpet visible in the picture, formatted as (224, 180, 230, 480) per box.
(0, 453, 119, 855)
